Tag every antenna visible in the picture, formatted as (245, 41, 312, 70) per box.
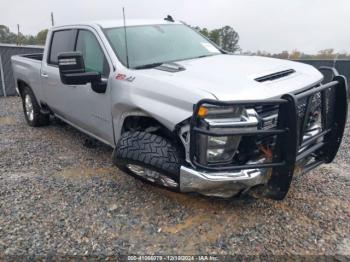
(122, 7, 130, 68)
(164, 15, 174, 22)
(51, 12, 55, 27)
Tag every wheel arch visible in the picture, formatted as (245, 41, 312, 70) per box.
(17, 79, 44, 110)
(114, 110, 186, 159)
(17, 79, 30, 97)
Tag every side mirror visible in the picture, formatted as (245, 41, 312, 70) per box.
(57, 52, 107, 93)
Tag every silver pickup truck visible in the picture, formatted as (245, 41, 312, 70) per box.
(11, 18, 348, 200)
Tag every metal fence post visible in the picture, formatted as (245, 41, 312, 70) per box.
(0, 54, 6, 97)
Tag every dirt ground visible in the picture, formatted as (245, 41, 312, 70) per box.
(0, 97, 349, 258)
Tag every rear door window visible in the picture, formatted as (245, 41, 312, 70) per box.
(48, 29, 76, 65)
(75, 30, 110, 78)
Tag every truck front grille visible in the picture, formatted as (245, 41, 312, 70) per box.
(252, 89, 324, 155)
(296, 92, 322, 132)
(254, 104, 279, 117)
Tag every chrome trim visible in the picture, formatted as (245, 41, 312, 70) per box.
(204, 109, 259, 128)
(299, 124, 322, 153)
(126, 164, 178, 188)
(179, 124, 191, 164)
(25, 94, 34, 121)
(262, 113, 278, 122)
(180, 160, 268, 198)
(261, 113, 279, 129)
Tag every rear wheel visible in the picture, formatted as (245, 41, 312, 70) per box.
(21, 86, 50, 127)
(113, 131, 182, 190)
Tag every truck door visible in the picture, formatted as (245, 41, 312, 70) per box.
(42, 28, 114, 146)
(71, 29, 114, 146)
(41, 29, 77, 119)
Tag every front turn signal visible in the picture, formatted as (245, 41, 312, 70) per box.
(198, 106, 208, 118)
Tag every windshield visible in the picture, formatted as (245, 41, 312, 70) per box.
(103, 24, 221, 69)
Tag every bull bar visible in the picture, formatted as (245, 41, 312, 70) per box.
(186, 68, 348, 200)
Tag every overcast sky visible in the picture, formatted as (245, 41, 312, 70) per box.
(1, 0, 349, 54)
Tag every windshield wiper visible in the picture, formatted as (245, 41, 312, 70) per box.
(133, 55, 218, 69)
(192, 54, 218, 59)
(133, 62, 163, 70)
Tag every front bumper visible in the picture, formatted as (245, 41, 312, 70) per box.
(180, 165, 268, 198)
(181, 68, 348, 200)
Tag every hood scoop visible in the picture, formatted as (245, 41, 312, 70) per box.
(255, 69, 296, 83)
(155, 62, 186, 73)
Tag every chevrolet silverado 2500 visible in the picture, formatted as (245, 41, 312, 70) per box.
(11, 19, 348, 199)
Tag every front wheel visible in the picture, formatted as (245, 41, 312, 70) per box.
(113, 132, 182, 190)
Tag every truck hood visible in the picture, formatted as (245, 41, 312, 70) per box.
(141, 54, 323, 101)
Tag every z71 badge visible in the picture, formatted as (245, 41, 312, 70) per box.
(116, 74, 136, 82)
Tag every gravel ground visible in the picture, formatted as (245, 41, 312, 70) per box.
(0, 97, 349, 257)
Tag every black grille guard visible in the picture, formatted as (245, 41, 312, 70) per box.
(189, 68, 348, 200)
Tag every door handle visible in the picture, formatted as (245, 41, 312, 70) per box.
(41, 73, 48, 78)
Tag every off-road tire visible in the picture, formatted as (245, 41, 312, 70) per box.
(21, 86, 50, 127)
(113, 131, 182, 190)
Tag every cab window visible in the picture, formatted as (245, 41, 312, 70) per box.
(75, 30, 110, 78)
(48, 29, 76, 65)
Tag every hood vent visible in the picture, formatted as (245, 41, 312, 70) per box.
(255, 69, 296, 83)
(155, 62, 186, 73)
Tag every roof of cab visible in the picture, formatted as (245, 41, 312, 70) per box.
(95, 19, 182, 28)
(52, 19, 182, 31)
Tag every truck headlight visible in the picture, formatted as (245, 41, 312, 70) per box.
(194, 106, 258, 165)
(208, 136, 228, 146)
(207, 136, 239, 163)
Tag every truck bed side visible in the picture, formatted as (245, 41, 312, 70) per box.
(11, 53, 44, 103)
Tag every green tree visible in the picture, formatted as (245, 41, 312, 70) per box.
(181, 25, 241, 53)
(199, 28, 209, 38)
(209, 29, 221, 46)
(0, 25, 10, 40)
(0, 25, 48, 45)
(17, 33, 27, 45)
(289, 49, 302, 60)
(0, 25, 17, 44)
(25, 35, 37, 45)
(276, 51, 289, 59)
(36, 29, 48, 45)
(219, 26, 240, 53)
(316, 49, 336, 59)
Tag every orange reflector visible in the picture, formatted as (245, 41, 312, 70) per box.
(198, 106, 208, 118)
(260, 145, 273, 160)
